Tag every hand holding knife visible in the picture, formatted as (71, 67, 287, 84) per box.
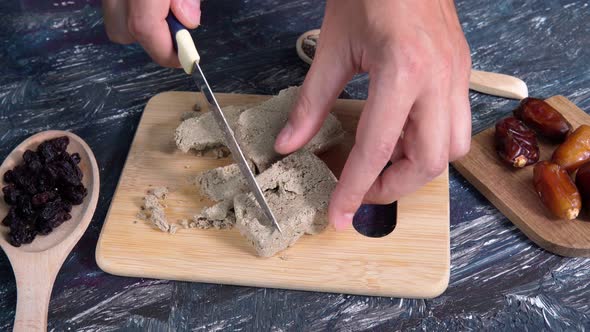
(166, 12, 282, 233)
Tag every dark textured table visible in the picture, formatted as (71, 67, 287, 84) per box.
(1, 0, 589, 331)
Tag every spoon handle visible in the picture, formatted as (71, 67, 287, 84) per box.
(469, 69, 529, 100)
(12, 255, 58, 332)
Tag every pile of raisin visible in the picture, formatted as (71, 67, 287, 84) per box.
(1, 136, 87, 247)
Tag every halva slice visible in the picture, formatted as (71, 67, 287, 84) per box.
(175, 105, 245, 154)
(236, 86, 345, 171)
(233, 150, 336, 257)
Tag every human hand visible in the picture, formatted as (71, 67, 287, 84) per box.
(102, 0, 201, 67)
(275, 0, 472, 230)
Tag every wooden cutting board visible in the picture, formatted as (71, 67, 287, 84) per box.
(96, 91, 450, 298)
(453, 96, 590, 257)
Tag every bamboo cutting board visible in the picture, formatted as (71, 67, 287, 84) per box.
(96, 91, 450, 298)
(453, 96, 590, 257)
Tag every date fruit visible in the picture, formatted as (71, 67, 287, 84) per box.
(495, 117, 539, 167)
(575, 162, 590, 210)
(552, 125, 590, 172)
(533, 161, 581, 220)
(514, 97, 572, 141)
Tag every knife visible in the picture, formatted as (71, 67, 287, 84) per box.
(166, 12, 282, 233)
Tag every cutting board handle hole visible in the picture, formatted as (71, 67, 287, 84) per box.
(352, 202, 397, 238)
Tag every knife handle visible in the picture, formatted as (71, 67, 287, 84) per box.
(166, 11, 200, 75)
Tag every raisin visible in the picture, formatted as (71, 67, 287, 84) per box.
(16, 195, 34, 217)
(37, 136, 69, 163)
(31, 191, 57, 206)
(49, 136, 69, 153)
(23, 149, 39, 165)
(38, 200, 62, 222)
(11, 166, 37, 195)
(62, 185, 87, 205)
(3, 170, 14, 183)
(60, 161, 82, 186)
(45, 163, 60, 181)
(36, 172, 56, 193)
(62, 201, 72, 212)
(71, 153, 81, 164)
(37, 223, 52, 235)
(47, 211, 71, 228)
(2, 184, 20, 205)
(38, 141, 59, 163)
(60, 153, 83, 181)
(2, 207, 17, 227)
(9, 221, 37, 247)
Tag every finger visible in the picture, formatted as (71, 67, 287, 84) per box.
(388, 118, 410, 164)
(102, 0, 134, 44)
(364, 92, 450, 205)
(127, 0, 180, 68)
(448, 49, 472, 161)
(328, 70, 417, 230)
(274, 32, 354, 154)
(171, 0, 201, 29)
(448, 83, 471, 161)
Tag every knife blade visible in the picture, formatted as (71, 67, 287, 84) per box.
(166, 12, 282, 233)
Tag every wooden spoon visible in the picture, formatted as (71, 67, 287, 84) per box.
(296, 29, 529, 100)
(0, 131, 99, 332)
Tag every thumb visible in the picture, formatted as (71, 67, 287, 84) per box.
(171, 0, 201, 29)
(274, 36, 353, 155)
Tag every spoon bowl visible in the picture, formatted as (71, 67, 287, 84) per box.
(0, 130, 99, 332)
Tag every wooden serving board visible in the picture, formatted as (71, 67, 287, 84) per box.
(453, 96, 590, 257)
(96, 92, 450, 298)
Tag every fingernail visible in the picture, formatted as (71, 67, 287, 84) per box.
(275, 122, 293, 149)
(180, 0, 201, 26)
(333, 212, 354, 231)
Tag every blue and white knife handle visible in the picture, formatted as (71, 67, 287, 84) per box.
(166, 11, 200, 75)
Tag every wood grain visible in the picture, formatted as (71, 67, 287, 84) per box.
(95, 92, 450, 298)
(452, 96, 590, 257)
(0, 131, 100, 332)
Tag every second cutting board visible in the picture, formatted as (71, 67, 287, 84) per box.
(453, 96, 590, 257)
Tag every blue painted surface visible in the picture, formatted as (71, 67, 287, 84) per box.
(1, 0, 589, 330)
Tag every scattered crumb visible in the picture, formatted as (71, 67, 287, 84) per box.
(193, 103, 202, 112)
(148, 187, 168, 199)
(179, 219, 190, 229)
(279, 255, 288, 261)
(138, 187, 176, 234)
(191, 201, 236, 230)
(214, 148, 228, 159)
(184, 165, 191, 169)
(133, 220, 138, 224)
(136, 211, 148, 220)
